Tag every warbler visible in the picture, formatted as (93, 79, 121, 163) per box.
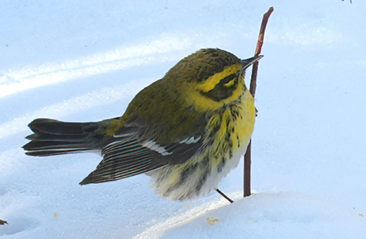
(23, 48, 262, 201)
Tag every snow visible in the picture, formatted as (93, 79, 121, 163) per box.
(1, 0, 366, 238)
(159, 192, 366, 239)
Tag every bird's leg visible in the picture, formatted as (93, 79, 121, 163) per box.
(215, 188, 234, 203)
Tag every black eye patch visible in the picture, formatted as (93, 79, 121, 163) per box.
(219, 73, 237, 86)
(200, 73, 239, 101)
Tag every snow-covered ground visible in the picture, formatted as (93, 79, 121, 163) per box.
(1, 0, 366, 238)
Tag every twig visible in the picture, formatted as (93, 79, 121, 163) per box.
(0, 219, 8, 225)
(244, 7, 274, 198)
(250, 6, 274, 97)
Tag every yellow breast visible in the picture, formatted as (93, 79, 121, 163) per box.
(149, 79, 256, 200)
(203, 88, 256, 168)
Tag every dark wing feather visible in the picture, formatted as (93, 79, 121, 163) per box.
(79, 123, 203, 185)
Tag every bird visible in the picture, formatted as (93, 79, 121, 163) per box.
(23, 48, 262, 201)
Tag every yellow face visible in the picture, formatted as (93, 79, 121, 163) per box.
(194, 63, 242, 93)
(185, 63, 247, 112)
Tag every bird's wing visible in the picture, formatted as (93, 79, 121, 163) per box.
(79, 120, 203, 185)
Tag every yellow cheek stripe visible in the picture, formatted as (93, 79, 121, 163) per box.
(194, 63, 242, 93)
(224, 78, 235, 88)
(186, 76, 247, 112)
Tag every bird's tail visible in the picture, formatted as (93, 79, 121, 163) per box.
(23, 118, 108, 156)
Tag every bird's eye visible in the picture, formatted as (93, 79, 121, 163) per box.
(221, 74, 237, 88)
(198, 72, 239, 101)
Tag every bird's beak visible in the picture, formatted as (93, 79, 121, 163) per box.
(239, 55, 264, 75)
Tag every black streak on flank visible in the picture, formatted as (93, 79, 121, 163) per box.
(208, 122, 221, 139)
(167, 163, 199, 193)
(181, 164, 198, 181)
(217, 157, 226, 173)
(195, 166, 210, 193)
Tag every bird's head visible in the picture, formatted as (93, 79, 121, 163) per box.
(165, 48, 262, 111)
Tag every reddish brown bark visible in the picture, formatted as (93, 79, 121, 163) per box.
(244, 7, 274, 197)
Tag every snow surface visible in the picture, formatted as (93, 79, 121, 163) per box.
(1, 0, 366, 238)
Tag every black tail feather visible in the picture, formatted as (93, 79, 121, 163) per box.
(28, 118, 99, 135)
(26, 133, 86, 142)
(23, 118, 103, 156)
(25, 148, 92, 156)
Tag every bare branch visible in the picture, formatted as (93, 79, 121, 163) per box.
(244, 7, 274, 198)
(0, 219, 8, 225)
